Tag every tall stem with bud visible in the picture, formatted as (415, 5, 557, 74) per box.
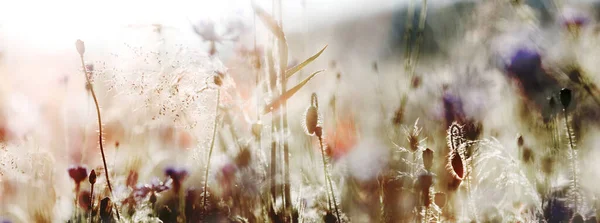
(75, 40, 120, 220)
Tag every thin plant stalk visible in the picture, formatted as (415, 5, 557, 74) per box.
(318, 136, 341, 222)
(203, 89, 221, 211)
(563, 108, 579, 212)
(77, 43, 120, 220)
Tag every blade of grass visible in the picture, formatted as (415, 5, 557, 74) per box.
(286, 45, 328, 79)
(263, 70, 324, 114)
(252, 1, 288, 83)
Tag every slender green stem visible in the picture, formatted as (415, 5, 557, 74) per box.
(78, 55, 120, 220)
(203, 89, 221, 211)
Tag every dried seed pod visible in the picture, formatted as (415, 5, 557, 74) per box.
(75, 39, 85, 56)
(560, 88, 572, 109)
(304, 93, 320, 135)
(99, 197, 113, 222)
(89, 169, 97, 185)
(422, 148, 434, 171)
(434, 192, 447, 208)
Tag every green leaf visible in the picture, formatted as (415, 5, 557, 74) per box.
(286, 45, 328, 79)
(264, 70, 325, 114)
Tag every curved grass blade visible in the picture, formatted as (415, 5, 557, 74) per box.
(286, 45, 328, 79)
(264, 70, 325, 114)
(252, 1, 288, 79)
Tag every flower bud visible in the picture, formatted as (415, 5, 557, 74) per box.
(89, 169, 96, 185)
(75, 39, 85, 56)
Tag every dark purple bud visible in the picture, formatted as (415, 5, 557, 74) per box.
(68, 166, 88, 184)
(89, 169, 96, 185)
(165, 167, 188, 193)
(560, 88, 572, 109)
(507, 48, 541, 79)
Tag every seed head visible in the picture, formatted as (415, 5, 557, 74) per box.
(75, 39, 85, 56)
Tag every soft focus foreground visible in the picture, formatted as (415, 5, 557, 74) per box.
(1, 0, 600, 222)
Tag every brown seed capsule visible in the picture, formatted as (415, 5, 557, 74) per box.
(422, 148, 434, 171)
(75, 39, 85, 56)
(89, 169, 96, 185)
